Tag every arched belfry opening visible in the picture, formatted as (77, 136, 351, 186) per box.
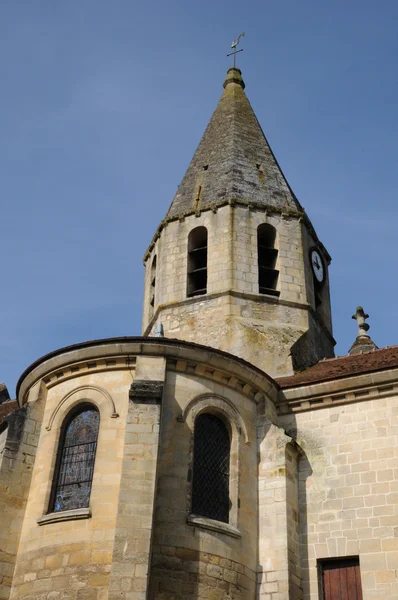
(187, 226, 208, 297)
(257, 224, 279, 296)
(149, 255, 157, 318)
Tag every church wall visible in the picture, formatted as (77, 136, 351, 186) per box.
(145, 287, 313, 377)
(9, 370, 131, 600)
(0, 383, 45, 600)
(148, 368, 261, 599)
(9, 340, 275, 600)
(279, 393, 398, 600)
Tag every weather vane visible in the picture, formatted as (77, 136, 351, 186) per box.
(227, 32, 245, 68)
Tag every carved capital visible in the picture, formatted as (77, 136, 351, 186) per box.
(129, 380, 164, 404)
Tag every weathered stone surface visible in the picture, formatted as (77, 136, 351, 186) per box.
(166, 68, 302, 220)
(129, 381, 164, 404)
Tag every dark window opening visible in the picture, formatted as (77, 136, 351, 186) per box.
(319, 557, 362, 600)
(187, 226, 207, 297)
(149, 255, 157, 312)
(315, 289, 322, 310)
(202, 165, 208, 171)
(257, 224, 279, 296)
(50, 405, 99, 513)
(191, 413, 230, 523)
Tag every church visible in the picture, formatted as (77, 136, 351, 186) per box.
(0, 64, 397, 600)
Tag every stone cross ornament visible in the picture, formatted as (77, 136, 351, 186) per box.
(352, 306, 370, 337)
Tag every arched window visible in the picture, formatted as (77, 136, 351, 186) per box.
(50, 405, 99, 513)
(149, 255, 157, 317)
(191, 413, 230, 523)
(257, 224, 279, 295)
(187, 226, 207, 297)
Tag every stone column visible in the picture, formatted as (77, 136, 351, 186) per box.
(108, 356, 165, 600)
(257, 418, 302, 599)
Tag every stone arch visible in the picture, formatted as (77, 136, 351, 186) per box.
(182, 393, 247, 530)
(180, 393, 249, 444)
(46, 385, 118, 432)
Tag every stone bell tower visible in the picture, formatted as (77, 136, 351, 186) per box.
(142, 67, 335, 377)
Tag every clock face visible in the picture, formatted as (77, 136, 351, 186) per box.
(311, 249, 325, 284)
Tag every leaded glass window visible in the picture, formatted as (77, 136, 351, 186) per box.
(51, 406, 99, 513)
(191, 413, 230, 523)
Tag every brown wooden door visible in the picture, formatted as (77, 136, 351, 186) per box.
(322, 558, 363, 600)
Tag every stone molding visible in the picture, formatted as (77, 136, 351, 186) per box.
(278, 368, 398, 413)
(143, 289, 336, 346)
(37, 507, 91, 526)
(18, 338, 277, 407)
(187, 514, 241, 538)
(179, 392, 249, 444)
(143, 198, 331, 264)
(45, 384, 119, 431)
(42, 356, 136, 391)
(169, 358, 271, 406)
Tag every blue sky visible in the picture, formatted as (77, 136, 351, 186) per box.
(1, 1, 398, 396)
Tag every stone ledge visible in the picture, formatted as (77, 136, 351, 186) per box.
(187, 514, 241, 538)
(37, 507, 91, 526)
(278, 369, 398, 414)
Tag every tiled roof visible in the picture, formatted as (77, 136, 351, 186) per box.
(276, 346, 398, 389)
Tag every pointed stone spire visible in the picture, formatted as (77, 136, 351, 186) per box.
(349, 306, 378, 355)
(142, 66, 335, 377)
(166, 68, 303, 220)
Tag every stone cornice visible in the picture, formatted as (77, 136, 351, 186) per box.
(142, 199, 330, 263)
(42, 356, 135, 392)
(277, 367, 398, 414)
(143, 290, 336, 347)
(17, 337, 278, 407)
(168, 358, 266, 405)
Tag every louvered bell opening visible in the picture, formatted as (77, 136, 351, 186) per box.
(187, 226, 208, 297)
(258, 224, 280, 297)
(150, 255, 157, 309)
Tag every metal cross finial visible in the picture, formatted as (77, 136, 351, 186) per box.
(352, 306, 370, 337)
(227, 32, 245, 68)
